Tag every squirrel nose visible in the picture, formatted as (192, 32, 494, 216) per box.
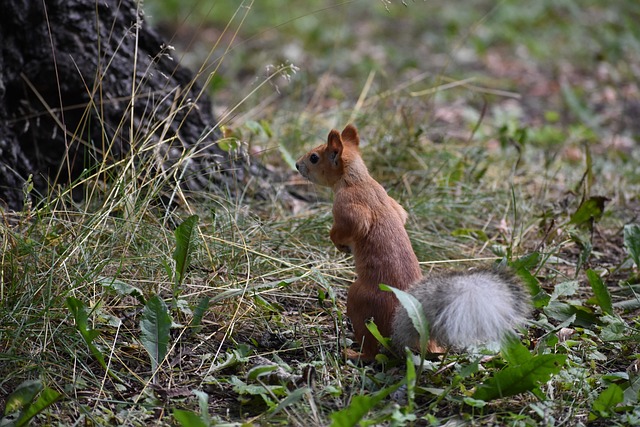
(295, 163, 300, 171)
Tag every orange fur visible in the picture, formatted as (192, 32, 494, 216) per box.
(296, 124, 424, 360)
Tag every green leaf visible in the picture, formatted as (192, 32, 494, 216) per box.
(190, 297, 210, 334)
(14, 388, 61, 427)
(98, 276, 145, 305)
(3, 380, 61, 427)
(586, 269, 613, 315)
(66, 297, 90, 338)
(269, 387, 312, 419)
(65, 297, 107, 371)
(473, 354, 566, 401)
(458, 358, 481, 379)
(613, 299, 640, 311)
(623, 375, 640, 404)
(22, 174, 34, 197)
(379, 284, 430, 358)
(230, 376, 285, 398)
(511, 253, 550, 308)
(173, 409, 207, 427)
(172, 390, 210, 427)
(405, 349, 416, 412)
(463, 397, 487, 408)
(501, 335, 532, 366)
(551, 281, 580, 299)
(599, 316, 628, 341)
(247, 364, 279, 381)
(254, 294, 282, 313)
(193, 390, 210, 425)
(570, 229, 593, 272)
(173, 215, 199, 287)
(364, 319, 392, 353)
(544, 300, 600, 328)
(3, 380, 43, 415)
(624, 224, 640, 268)
(140, 295, 172, 374)
(217, 137, 240, 153)
(330, 381, 402, 427)
(591, 384, 623, 419)
(569, 196, 607, 227)
(510, 251, 540, 270)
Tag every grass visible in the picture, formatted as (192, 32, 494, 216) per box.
(2, 0, 640, 425)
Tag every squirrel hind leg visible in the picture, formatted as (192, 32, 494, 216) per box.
(343, 335, 380, 362)
(343, 345, 378, 362)
(427, 339, 446, 354)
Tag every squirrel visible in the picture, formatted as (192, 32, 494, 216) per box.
(295, 124, 530, 361)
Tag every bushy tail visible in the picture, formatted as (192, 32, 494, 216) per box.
(392, 268, 530, 352)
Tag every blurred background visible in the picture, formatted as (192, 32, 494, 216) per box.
(141, 0, 639, 173)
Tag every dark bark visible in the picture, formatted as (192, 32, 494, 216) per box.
(0, 0, 257, 210)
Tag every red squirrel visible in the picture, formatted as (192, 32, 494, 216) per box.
(296, 124, 530, 361)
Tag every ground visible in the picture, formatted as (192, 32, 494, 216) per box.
(1, 0, 639, 426)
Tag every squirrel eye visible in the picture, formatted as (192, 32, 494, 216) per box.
(310, 153, 319, 164)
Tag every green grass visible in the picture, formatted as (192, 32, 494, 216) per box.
(2, 0, 640, 425)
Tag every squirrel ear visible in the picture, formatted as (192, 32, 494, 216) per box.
(327, 129, 343, 166)
(341, 124, 360, 147)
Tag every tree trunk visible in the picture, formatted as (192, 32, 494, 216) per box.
(0, 0, 257, 210)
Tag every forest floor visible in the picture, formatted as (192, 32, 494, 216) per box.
(2, 1, 640, 425)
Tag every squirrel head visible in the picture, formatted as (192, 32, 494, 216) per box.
(296, 124, 362, 188)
